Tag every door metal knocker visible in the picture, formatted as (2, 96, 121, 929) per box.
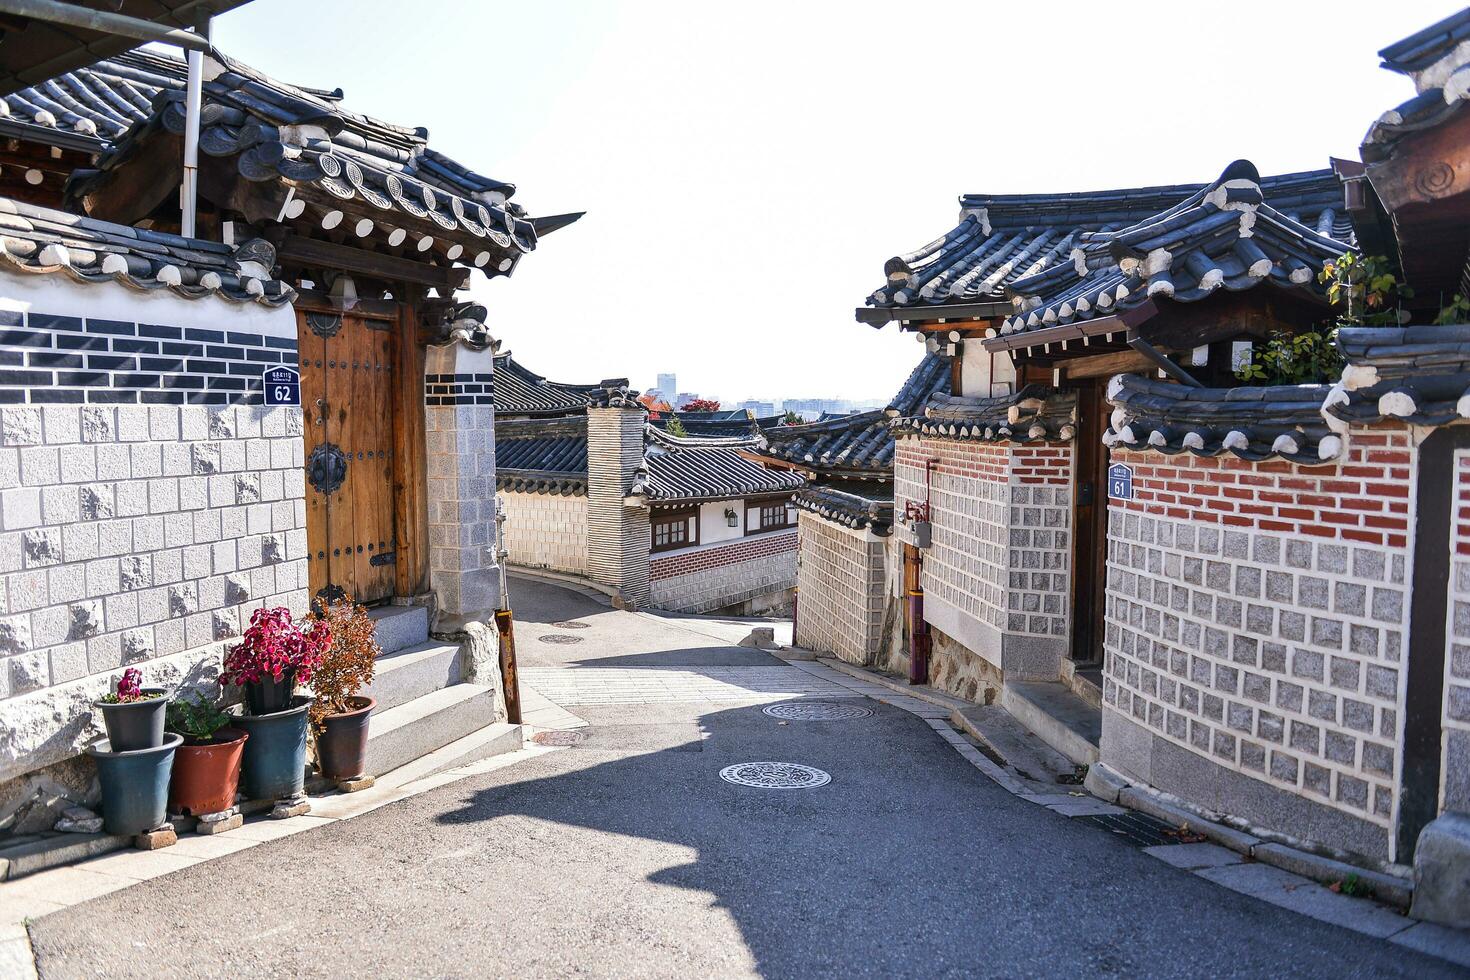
(307, 442, 349, 495)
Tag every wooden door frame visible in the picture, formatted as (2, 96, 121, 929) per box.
(294, 297, 430, 603)
(1069, 378, 1110, 664)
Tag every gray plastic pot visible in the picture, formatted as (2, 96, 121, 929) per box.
(86, 733, 182, 836)
(92, 688, 173, 752)
(235, 695, 312, 802)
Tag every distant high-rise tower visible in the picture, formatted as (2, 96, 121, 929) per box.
(656, 373, 677, 397)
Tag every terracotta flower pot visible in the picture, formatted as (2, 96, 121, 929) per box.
(87, 733, 182, 836)
(235, 696, 311, 802)
(167, 728, 248, 816)
(243, 667, 297, 716)
(316, 697, 375, 781)
(93, 688, 173, 752)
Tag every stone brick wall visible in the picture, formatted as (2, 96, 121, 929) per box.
(1101, 431, 1413, 860)
(424, 341, 498, 620)
(1444, 450, 1470, 814)
(586, 406, 650, 608)
(648, 529, 796, 614)
(0, 294, 306, 796)
(894, 436, 1071, 681)
(793, 512, 885, 665)
(501, 491, 587, 575)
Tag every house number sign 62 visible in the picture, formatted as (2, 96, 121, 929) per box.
(263, 366, 301, 407)
(1108, 463, 1134, 500)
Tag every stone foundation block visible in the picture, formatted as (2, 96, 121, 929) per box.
(1411, 812, 1470, 928)
(134, 826, 177, 850)
(269, 796, 311, 819)
(337, 775, 375, 793)
(196, 812, 244, 835)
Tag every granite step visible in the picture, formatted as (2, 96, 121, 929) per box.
(950, 703, 1080, 790)
(375, 723, 524, 790)
(368, 605, 430, 656)
(363, 683, 498, 778)
(1002, 681, 1101, 768)
(363, 641, 461, 712)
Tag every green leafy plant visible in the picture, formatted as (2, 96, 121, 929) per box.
(1330, 873, 1373, 898)
(665, 417, 689, 438)
(1435, 294, 1470, 324)
(166, 690, 234, 743)
(1319, 252, 1412, 327)
(780, 411, 803, 425)
(1235, 329, 1344, 385)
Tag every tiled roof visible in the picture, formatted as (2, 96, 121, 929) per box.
(52, 51, 576, 274)
(493, 353, 612, 418)
(1105, 374, 1336, 463)
(754, 351, 950, 476)
(1363, 10, 1470, 162)
(0, 196, 292, 305)
(794, 485, 893, 535)
(633, 426, 805, 503)
(494, 416, 588, 495)
(651, 411, 785, 438)
(1325, 325, 1470, 428)
(892, 386, 1077, 443)
(867, 167, 1349, 313)
(994, 161, 1349, 341)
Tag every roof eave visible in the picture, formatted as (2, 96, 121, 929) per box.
(856, 299, 1014, 328)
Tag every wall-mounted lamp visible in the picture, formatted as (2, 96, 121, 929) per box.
(725, 508, 739, 527)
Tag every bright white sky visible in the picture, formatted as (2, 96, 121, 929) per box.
(212, 0, 1451, 404)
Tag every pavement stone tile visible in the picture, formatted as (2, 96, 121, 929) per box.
(0, 936, 36, 980)
(166, 835, 260, 860)
(1392, 922, 1470, 968)
(1048, 800, 1127, 817)
(1197, 862, 1411, 938)
(75, 848, 202, 881)
(226, 815, 335, 842)
(1143, 843, 1246, 870)
(1197, 861, 1313, 897)
(0, 867, 132, 920)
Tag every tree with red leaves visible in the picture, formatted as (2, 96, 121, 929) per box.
(680, 398, 721, 412)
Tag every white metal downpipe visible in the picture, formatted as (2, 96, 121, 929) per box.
(180, 44, 203, 238)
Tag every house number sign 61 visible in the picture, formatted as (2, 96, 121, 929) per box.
(1108, 463, 1134, 500)
(263, 366, 301, 407)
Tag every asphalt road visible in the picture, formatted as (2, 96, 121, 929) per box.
(28, 579, 1455, 979)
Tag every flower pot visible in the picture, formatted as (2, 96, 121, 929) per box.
(86, 733, 182, 836)
(243, 668, 297, 716)
(316, 697, 375, 781)
(167, 728, 248, 816)
(92, 688, 173, 752)
(235, 696, 311, 802)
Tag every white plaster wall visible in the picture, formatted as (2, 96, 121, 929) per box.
(502, 491, 587, 575)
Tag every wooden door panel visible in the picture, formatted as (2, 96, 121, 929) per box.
(298, 309, 399, 607)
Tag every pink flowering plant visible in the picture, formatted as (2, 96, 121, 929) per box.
(97, 667, 161, 704)
(221, 607, 331, 689)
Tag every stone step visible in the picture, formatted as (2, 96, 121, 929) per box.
(0, 830, 129, 881)
(950, 703, 1080, 790)
(363, 683, 498, 778)
(1001, 681, 1101, 768)
(375, 723, 525, 790)
(1067, 665, 1104, 710)
(364, 641, 461, 712)
(369, 605, 430, 655)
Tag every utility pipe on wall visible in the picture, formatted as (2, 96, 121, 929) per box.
(179, 16, 209, 238)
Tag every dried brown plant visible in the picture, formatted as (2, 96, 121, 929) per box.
(307, 599, 379, 730)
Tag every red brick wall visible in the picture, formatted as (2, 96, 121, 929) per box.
(1110, 428, 1411, 549)
(649, 529, 798, 581)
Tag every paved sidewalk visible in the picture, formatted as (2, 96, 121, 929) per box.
(519, 665, 862, 705)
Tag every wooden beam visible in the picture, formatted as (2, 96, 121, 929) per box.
(1063, 348, 1157, 380)
(275, 234, 468, 291)
(393, 299, 430, 598)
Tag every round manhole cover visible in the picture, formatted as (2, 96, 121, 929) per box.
(550, 621, 590, 630)
(537, 634, 583, 644)
(531, 730, 587, 746)
(763, 701, 873, 721)
(719, 762, 831, 790)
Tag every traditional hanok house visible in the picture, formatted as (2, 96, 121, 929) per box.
(744, 351, 949, 671)
(0, 40, 580, 842)
(493, 353, 806, 613)
(651, 409, 777, 438)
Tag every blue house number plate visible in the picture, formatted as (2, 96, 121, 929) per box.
(263, 366, 301, 407)
(1108, 463, 1134, 500)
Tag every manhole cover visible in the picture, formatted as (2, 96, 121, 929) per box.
(537, 634, 582, 644)
(763, 701, 873, 721)
(719, 762, 831, 789)
(531, 730, 587, 746)
(550, 621, 590, 630)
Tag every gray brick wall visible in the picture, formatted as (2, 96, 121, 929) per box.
(1444, 450, 1470, 814)
(794, 512, 885, 665)
(502, 490, 587, 575)
(1104, 508, 1407, 832)
(648, 531, 796, 614)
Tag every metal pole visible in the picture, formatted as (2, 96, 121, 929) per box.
(492, 497, 522, 724)
(0, 0, 212, 52)
(179, 15, 209, 239)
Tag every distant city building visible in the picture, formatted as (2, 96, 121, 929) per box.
(674, 391, 700, 407)
(657, 372, 677, 397)
(739, 400, 776, 416)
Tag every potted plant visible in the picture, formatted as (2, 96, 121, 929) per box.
(223, 607, 330, 715)
(85, 731, 182, 836)
(226, 607, 330, 802)
(165, 692, 248, 816)
(92, 667, 173, 751)
(309, 600, 380, 781)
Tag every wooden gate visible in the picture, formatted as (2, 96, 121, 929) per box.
(298, 308, 398, 606)
(1069, 378, 1110, 664)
